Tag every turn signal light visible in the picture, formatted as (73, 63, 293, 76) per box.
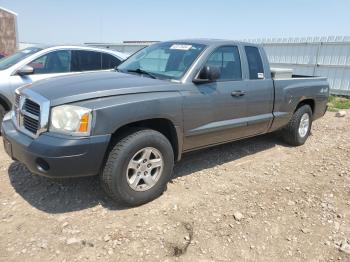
(79, 113, 90, 133)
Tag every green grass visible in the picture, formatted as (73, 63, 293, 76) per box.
(328, 96, 350, 111)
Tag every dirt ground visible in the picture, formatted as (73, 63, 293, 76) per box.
(1, 111, 350, 262)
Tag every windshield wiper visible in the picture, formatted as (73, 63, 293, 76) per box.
(127, 68, 157, 79)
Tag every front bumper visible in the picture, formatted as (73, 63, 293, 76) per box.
(1, 119, 111, 178)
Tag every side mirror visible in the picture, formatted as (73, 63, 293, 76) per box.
(16, 65, 34, 76)
(193, 66, 220, 84)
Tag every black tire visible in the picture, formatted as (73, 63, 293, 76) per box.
(100, 129, 174, 206)
(0, 104, 5, 135)
(281, 104, 313, 146)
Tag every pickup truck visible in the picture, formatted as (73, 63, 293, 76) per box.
(1, 39, 329, 206)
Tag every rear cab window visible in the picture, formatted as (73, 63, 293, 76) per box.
(244, 46, 264, 80)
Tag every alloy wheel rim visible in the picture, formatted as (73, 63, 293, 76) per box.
(298, 113, 310, 138)
(126, 147, 164, 192)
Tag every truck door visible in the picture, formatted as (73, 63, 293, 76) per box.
(242, 46, 274, 136)
(182, 46, 249, 150)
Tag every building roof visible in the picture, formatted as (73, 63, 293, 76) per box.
(122, 41, 159, 44)
(0, 6, 17, 16)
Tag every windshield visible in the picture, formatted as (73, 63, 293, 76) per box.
(117, 42, 206, 80)
(0, 47, 43, 70)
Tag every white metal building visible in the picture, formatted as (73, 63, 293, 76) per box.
(245, 36, 350, 96)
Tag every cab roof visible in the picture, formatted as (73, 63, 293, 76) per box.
(164, 38, 257, 47)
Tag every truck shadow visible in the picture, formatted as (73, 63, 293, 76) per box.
(7, 162, 122, 213)
(7, 133, 285, 214)
(173, 133, 284, 179)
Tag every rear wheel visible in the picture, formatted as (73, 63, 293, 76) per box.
(100, 129, 174, 206)
(280, 105, 312, 146)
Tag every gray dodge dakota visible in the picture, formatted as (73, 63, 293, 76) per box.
(1, 39, 329, 206)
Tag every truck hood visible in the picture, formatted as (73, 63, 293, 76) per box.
(21, 71, 178, 106)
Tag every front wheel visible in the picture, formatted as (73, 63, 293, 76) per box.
(100, 129, 174, 206)
(280, 105, 313, 146)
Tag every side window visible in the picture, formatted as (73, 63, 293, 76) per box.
(28, 50, 71, 74)
(204, 46, 242, 80)
(245, 46, 264, 80)
(71, 51, 102, 72)
(101, 53, 121, 69)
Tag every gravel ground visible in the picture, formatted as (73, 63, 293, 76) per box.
(1, 111, 350, 262)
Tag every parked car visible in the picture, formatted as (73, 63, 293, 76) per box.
(1, 39, 329, 206)
(0, 45, 129, 124)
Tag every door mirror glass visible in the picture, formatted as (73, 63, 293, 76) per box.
(16, 65, 34, 76)
(193, 65, 221, 84)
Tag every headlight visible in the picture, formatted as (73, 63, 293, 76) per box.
(49, 105, 93, 136)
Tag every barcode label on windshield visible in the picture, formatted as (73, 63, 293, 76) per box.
(170, 44, 192, 50)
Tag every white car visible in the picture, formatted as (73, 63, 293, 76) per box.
(0, 45, 129, 124)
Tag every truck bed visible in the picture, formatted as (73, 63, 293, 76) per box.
(270, 75, 329, 132)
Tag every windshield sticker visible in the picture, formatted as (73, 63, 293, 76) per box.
(21, 49, 32, 54)
(170, 44, 193, 51)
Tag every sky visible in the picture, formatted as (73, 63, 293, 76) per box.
(0, 0, 349, 44)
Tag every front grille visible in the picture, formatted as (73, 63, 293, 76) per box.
(14, 91, 49, 138)
(24, 99, 40, 116)
(23, 115, 39, 134)
(14, 95, 41, 136)
(22, 99, 40, 135)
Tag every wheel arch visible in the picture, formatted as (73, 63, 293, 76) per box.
(0, 94, 12, 111)
(295, 98, 315, 115)
(110, 118, 182, 161)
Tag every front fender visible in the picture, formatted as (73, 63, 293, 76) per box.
(75, 91, 184, 136)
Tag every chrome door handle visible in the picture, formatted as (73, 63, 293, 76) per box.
(231, 90, 246, 97)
